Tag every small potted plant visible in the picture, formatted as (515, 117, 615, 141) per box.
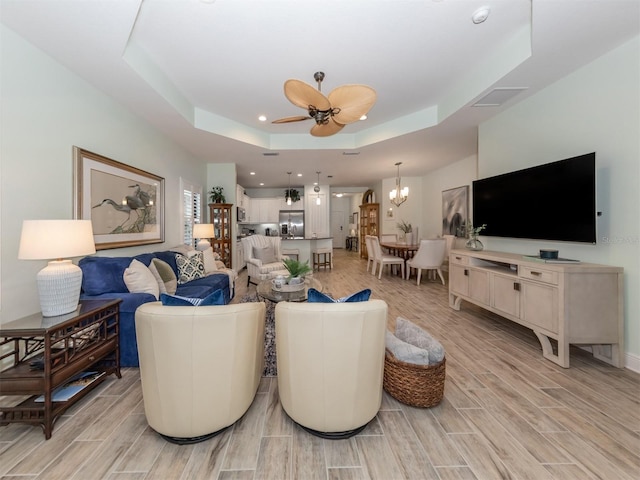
(397, 219, 413, 244)
(463, 221, 487, 251)
(209, 186, 226, 203)
(282, 257, 312, 284)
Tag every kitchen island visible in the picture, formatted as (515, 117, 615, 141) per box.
(281, 237, 333, 266)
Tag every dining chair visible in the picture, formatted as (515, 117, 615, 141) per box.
(442, 234, 456, 273)
(379, 233, 398, 255)
(364, 235, 376, 274)
(370, 236, 405, 279)
(406, 238, 447, 285)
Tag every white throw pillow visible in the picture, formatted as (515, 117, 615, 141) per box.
(123, 259, 159, 299)
(202, 247, 218, 273)
(148, 260, 168, 294)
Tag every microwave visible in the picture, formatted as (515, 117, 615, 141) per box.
(237, 206, 246, 222)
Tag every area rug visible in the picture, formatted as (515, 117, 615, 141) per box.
(240, 293, 277, 377)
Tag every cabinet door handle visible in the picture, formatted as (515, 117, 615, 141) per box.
(530, 271, 542, 276)
(455, 256, 462, 261)
(464, 269, 469, 276)
(514, 282, 521, 291)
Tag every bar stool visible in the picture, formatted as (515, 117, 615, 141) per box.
(312, 247, 333, 270)
(282, 249, 299, 261)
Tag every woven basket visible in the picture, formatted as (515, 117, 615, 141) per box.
(383, 349, 446, 408)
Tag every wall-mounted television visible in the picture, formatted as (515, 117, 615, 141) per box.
(472, 153, 596, 244)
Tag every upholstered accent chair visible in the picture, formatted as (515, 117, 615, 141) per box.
(135, 301, 265, 444)
(241, 234, 288, 286)
(406, 238, 447, 285)
(275, 299, 388, 439)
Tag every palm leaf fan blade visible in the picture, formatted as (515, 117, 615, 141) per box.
(328, 85, 377, 124)
(284, 79, 331, 111)
(271, 115, 311, 124)
(310, 117, 344, 137)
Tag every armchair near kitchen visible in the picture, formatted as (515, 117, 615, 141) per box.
(241, 235, 288, 286)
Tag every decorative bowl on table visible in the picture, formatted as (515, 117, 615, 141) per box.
(272, 277, 305, 292)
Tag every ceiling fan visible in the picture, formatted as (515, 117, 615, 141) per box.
(272, 72, 377, 137)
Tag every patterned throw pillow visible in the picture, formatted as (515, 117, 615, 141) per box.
(175, 252, 205, 284)
(307, 288, 371, 303)
(160, 290, 225, 306)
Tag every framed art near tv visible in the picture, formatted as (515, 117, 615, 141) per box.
(73, 146, 165, 250)
(442, 185, 468, 237)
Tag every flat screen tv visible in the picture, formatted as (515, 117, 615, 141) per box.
(472, 153, 596, 244)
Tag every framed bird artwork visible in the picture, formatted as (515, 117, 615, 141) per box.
(73, 146, 165, 250)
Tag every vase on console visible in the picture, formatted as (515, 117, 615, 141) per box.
(465, 235, 484, 251)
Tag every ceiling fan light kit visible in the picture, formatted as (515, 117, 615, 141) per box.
(273, 72, 377, 137)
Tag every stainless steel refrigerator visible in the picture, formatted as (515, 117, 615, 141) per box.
(279, 210, 305, 238)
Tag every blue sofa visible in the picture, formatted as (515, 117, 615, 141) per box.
(79, 250, 233, 367)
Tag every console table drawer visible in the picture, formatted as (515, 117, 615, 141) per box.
(520, 266, 558, 285)
(450, 253, 469, 265)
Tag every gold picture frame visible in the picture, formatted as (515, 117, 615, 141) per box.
(73, 146, 165, 250)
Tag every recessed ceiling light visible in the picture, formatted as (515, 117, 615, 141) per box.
(472, 6, 490, 24)
(360, 115, 367, 121)
(335, 193, 344, 198)
(259, 182, 264, 186)
(297, 173, 302, 177)
(258, 115, 267, 122)
(250, 172, 256, 175)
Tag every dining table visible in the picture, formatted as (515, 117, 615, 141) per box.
(379, 241, 420, 260)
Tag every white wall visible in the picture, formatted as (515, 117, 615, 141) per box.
(421, 155, 477, 244)
(478, 36, 640, 364)
(1, 25, 207, 323)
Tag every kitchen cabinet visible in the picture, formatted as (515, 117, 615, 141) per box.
(449, 249, 623, 368)
(249, 198, 280, 223)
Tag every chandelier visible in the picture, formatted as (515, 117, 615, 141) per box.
(389, 162, 408, 207)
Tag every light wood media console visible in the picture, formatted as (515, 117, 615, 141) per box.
(448, 249, 623, 368)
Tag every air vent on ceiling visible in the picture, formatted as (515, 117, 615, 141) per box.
(472, 87, 528, 107)
(263, 152, 279, 156)
(342, 151, 360, 156)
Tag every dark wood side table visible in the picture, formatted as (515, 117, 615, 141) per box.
(0, 299, 121, 439)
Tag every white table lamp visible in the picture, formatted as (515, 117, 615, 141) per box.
(193, 223, 215, 251)
(18, 220, 96, 317)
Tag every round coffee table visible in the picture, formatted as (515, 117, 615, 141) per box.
(257, 277, 322, 303)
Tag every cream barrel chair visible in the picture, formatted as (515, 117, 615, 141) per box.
(241, 234, 288, 286)
(135, 301, 266, 444)
(406, 238, 447, 285)
(275, 299, 388, 438)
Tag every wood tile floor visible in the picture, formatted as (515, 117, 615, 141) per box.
(1, 248, 639, 479)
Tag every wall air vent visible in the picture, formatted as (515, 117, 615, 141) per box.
(472, 87, 528, 107)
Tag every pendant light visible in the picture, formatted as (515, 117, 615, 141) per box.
(314, 171, 321, 205)
(286, 171, 292, 206)
(389, 162, 408, 207)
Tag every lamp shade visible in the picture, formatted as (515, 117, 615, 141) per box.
(19, 219, 96, 260)
(193, 223, 214, 239)
(18, 220, 96, 317)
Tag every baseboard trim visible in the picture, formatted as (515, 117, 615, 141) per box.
(579, 346, 640, 373)
(624, 351, 640, 373)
